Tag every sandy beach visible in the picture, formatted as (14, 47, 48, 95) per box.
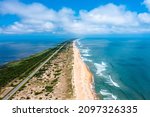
(73, 41, 96, 100)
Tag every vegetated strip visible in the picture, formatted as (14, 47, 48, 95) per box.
(2, 41, 68, 100)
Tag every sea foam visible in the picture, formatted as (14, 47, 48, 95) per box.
(94, 62, 107, 76)
(77, 40, 92, 62)
(76, 39, 83, 48)
(82, 53, 91, 57)
(82, 57, 93, 62)
(100, 89, 117, 100)
(81, 48, 90, 54)
(106, 75, 120, 88)
(94, 61, 120, 88)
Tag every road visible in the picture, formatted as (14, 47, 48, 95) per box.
(2, 43, 67, 100)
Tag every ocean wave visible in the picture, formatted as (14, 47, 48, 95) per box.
(94, 61, 120, 88)
(81, 48, 90, 54)
(76, 39, 91, 57)
(106, 75, 120, 88)
(76, 39, 92, 62)
(94, 61, 107, 76)
(76, 39, 83, 47)
(82, 54, 90, 57)
(76, 39, 89, 51)
(81, 57, 92, 62)
(100, 89, 117, 100)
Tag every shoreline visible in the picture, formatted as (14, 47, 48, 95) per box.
(73, 41, 97, 100)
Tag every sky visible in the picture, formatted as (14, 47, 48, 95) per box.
(1, 0, 150, 35)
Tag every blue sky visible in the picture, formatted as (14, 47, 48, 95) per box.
(19, 0, 147, 12)
(1, 0, 150, 35)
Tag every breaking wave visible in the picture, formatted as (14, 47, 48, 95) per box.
(76, 39, 120, 100)
(106, 75, 120, 88)
(100, 89, 117, 100)
(76, 39, 83, 48)
(94, 61, 120, 88)
(81, 57, 93, 62)
(94, 62, 107, 76)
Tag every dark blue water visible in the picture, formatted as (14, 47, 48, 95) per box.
(76, 36, 150, 100)
(0, 34, 69, 65)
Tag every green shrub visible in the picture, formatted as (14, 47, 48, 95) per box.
(45, 86, 53, 92)
(34, 91, 42, 95)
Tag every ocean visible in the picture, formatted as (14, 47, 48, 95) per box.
(76, 36, 150, 100)
(0, 34, 69, 66)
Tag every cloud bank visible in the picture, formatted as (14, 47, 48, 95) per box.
(1, 0, 150, 35)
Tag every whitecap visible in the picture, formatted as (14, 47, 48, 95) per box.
(81, 48, 90, 54)
(106, 75, 120, 88)
(76, 39, 83, 47)
(82, 53, 91, 57)
(100, 89, 117, 100)
(94, 61, 107, 76)
(101, 61, 106, 66)
(82, 57, 92, 62)
(94, 61, 120, 88)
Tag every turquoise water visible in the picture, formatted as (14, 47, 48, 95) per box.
(76, 36, 150, 100)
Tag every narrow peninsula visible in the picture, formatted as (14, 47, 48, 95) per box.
(0, 40, 96, 100)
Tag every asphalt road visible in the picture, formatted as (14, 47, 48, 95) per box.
(2, 43, 67, 100)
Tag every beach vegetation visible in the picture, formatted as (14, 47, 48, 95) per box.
(34, 91, 43, 95)
(51, 78, 58, 85)
(54, 72, 61, 78)
(45, 86, 53, 92)
(55, 69, 61, 73)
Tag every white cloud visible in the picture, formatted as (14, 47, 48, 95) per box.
(0, 0, 57, 34)
(67, 4, 139, 35)
(80, 4, 138, 26)
(139, 0, 150, 24)
(138, 13, 150, 23)
(143, 0, 150, 11)
(1, 0, 150, 35)
(0, 0, 56, 21)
